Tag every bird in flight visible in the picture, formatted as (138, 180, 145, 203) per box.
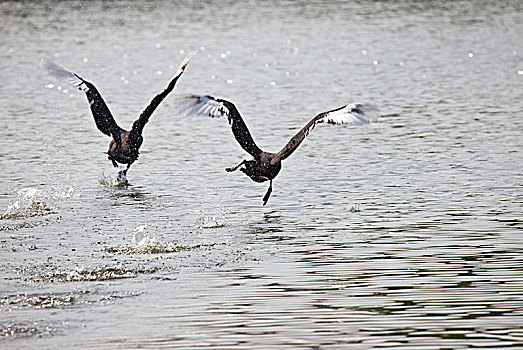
(43, 53, 195, 180)
(175, 95, 380, 205)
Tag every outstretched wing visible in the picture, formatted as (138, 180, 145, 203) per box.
(42, 59, 122, 142)
(174, 94, 262, 158)
(130, 52, 195, 139)
(276, 103, 380, 161)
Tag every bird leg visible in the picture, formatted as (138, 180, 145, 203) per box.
(117, 169, 126, 181)
(226, 159, 246, 172)
(117, 164, 130, 181)
(262, 179, 273, 206)
(111, 159, 118, 168)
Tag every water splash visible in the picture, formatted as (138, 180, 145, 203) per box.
(29, 264, 157, 283)
(1, 294, 75, 310)
(99, 172, 129, 188)
(1, 290, 142, 312)
(107, 224, 183, 255)
(106, 223, 226, 255)
(51, 187, 79, 200)
(1, 321, 57, 339)
(133, 223, 153, 246)
(195, 212, 226, 228)
(1, 188, 55, 219)
(0, 220, 52, 232)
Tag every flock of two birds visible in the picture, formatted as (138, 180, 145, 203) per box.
(44, 53, 380, 205)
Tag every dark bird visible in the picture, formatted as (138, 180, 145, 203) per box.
(43, 53, 194, 179)
(175, 95, 380, 205)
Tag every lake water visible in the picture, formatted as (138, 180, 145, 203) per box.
(1, 0, 522, 348)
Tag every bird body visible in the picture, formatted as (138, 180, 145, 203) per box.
(234, 151, 282, 183)
(107, 129, 141, 167)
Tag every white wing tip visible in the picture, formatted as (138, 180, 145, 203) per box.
(172, 94, 231, 119)
(175, 51, 197, 75)
(321, 103, 381, 125)
(41, 58, 86, 91)
(40, 57, 60, 73)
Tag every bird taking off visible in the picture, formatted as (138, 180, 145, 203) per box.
(43, 52, 195, 181)
(175, 94, 380, 205)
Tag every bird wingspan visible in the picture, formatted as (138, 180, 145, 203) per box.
(42, 58, 123, 142)
(276, 103, 380, 161)
(130, 52, 195, 139)
(174, 94, 262, 158)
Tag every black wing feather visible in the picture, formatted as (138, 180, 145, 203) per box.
(130, 53, 194, 141)
(42, 59, 122, 144)
(218, 99, 262, 158)
(82, 81, 122, 140)
(174, 94, 263, 158)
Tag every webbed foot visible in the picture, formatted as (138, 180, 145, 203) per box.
(226, 160, 247, 172)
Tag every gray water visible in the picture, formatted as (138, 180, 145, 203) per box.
(1, 0, 523, 348)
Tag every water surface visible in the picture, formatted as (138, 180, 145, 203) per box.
(1, 0, 523, 348)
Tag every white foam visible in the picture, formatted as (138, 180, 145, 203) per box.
(2, 188, 53, 219)
(133, 223, 156, 246)
(195, 213, 226, 229)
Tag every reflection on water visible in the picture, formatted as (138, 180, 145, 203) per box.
(1, 0, 523, 348)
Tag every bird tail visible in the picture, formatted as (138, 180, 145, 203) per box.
(41, 58, 88, 91)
